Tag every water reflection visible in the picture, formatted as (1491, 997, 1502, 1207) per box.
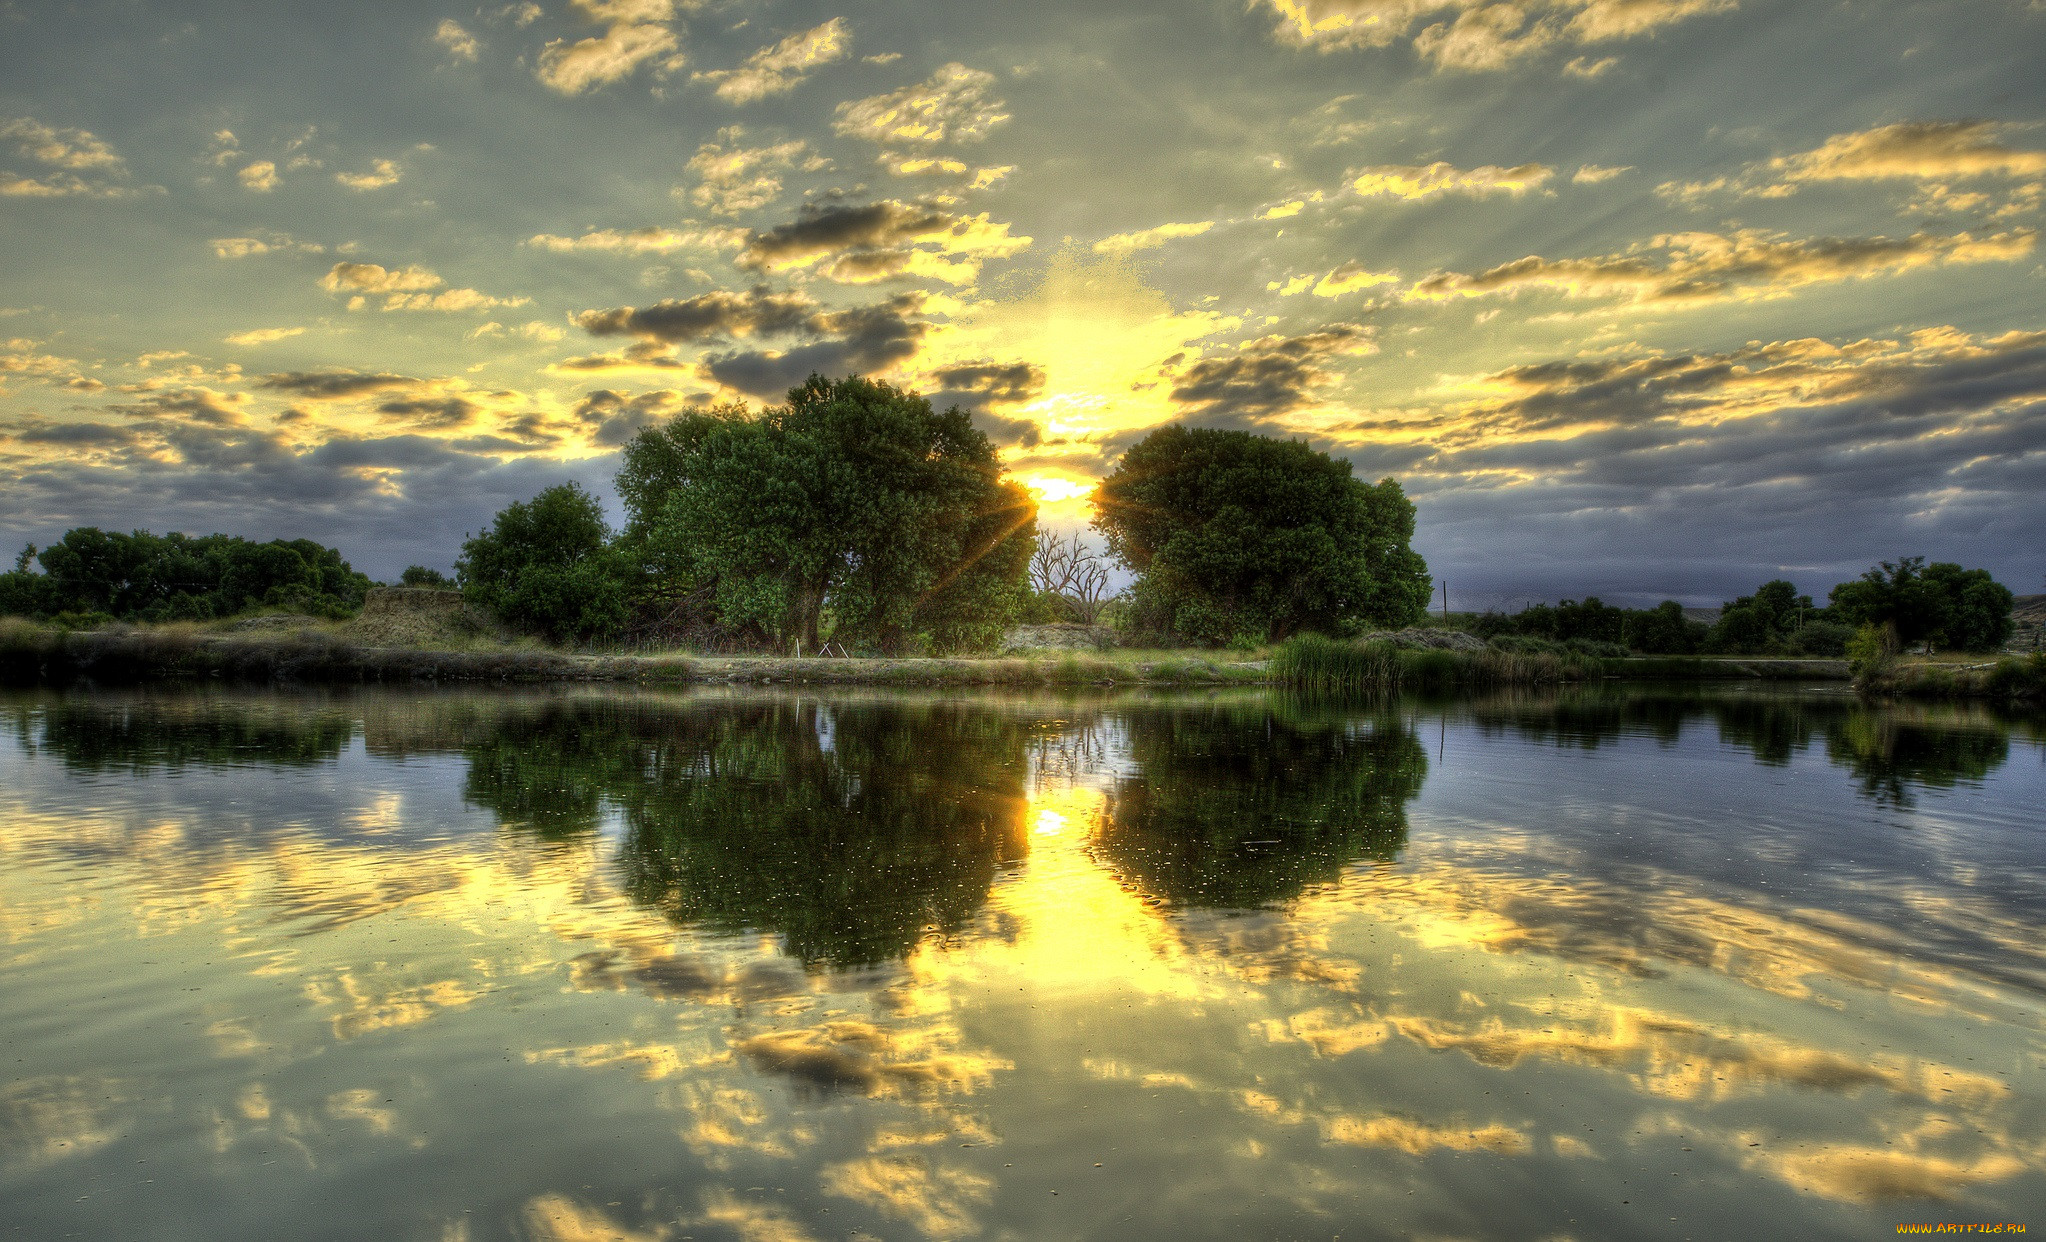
(3, 685, 2044, 1240)
(1092, 699, 1422, 908)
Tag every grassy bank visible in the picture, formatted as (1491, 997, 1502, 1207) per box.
(1857, 653, 2046, 704)
(1268, 637, 1853, 693)
(0, 621, 1264, 688)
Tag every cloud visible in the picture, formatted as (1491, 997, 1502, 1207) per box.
(574, 286, 820, 343)
(335, 158, 402, 191)
(318, 261, 529, 313)
(210, 232, 325, 259)
(834, 64, 1009, 146)
(0, 119, 143, 197)
(1663, 121, 2046, 216)
(1270, 259, 1400, 298)
(924, 361, 1047, 445)
(224, 327, 306, 347)
(571, 387, 700, 445)
(1092, 220, 1215, 255)
(256, 370, 423, 399)
(738, 198, 1029, 284)
(525, 225, 741, 253)
(536, 0, 679, 96)
(1350, 160, 1553, 199)
(0, 117, 125, 173)
(434, 19, 480, 61)
(1572, 163, 1630, 184)
(1168, 323, 1377, 421)
(471, 320, 568, 343)
(374, 395, 483, 431)
(1405, 227, 2036, 306)
(1256, 0, 1734, 71)
(684, 133, 820, 215)
(1771, 120, 2046, 186)
(238, 160, 279, 192)
(696, 18, 850, 104)
(703, 293, 931, 397)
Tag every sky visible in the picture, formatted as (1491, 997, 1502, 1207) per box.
(1, 0, 2042, 608)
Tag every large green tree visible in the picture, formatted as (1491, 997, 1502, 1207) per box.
(621, 375, 1036, 653)
(1091, 425, 1431, 643)
(1829, 557, 2014, 652)
(456, 482, 628, 643)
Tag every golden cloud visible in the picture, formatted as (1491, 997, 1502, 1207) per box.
(695, 18, 850, 104)
(833, 63, 1009, 146)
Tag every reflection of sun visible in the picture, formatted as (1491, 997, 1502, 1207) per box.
(1032, 808, 1068, 836)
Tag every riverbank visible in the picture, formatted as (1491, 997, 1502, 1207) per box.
(12, 622, 2041, 702)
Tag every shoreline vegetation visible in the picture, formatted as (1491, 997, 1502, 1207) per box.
(4, 614, 2039, 702)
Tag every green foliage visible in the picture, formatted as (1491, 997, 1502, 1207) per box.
(623, 375, 1036, 653)
(400, 566, 453, 588)
(1621, 601, 1704, 654)
(1785, 620, 1854, 657)
(0, 528, 370, 622)
(1092, 705, 1423, 907)
(1091, 425, 1430, 644)
(1271, 633, 1599, 690)
(1829, 557, 2014, 652)
(1845, 622, 1899, 680)
(457, 482, 629, 644)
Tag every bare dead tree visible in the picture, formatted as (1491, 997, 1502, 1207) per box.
(1029, 532, 1114, 624)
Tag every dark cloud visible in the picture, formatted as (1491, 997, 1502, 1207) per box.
(703, 294, 929, 398)
(375, 396, 481, 430)
(572, 286, 819, 344)
(103, 388, 247, 427)
(738, 200, 953, 271)
(256, 370, 422, 400)
(571, 388, 705, 446)
(1169, 324, 1373, 420)
(925, 360, 1047, 446)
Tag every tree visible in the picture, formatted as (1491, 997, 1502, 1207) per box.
(457, 482, 628, 643)
(1623, 601, 1703, 654)
(625, 375, 1036, 653)
(0, 528, 370, 621)
(1829, 557, 2013, 652)
(1028, 531, 1113, 623)
(1091, 426, 1430, 643)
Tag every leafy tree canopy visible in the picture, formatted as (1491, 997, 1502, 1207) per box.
(0, 528, 369, 622)
(1092, 425, 1431, 643)
(1829, 557, 2014, 652)
(623, 374, 1036, 653)
(456, 482, 628, 644)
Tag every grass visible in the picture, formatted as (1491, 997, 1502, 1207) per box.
(1859, 653, 2046, 703)
(1269, 635, 1605, 693)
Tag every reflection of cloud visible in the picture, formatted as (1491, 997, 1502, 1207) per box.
(522, 1194, 667, 1242)
(698, 1190, 818, 1242)
(732, 1020, 1007, 1097)
(302, 970, 479, 1040)
(820, 1154, 993, 1238)
(1751, 1140, 2026, 1204)
(0, 1076, 123, 1173)
(1324, 1112, 1528, 1154)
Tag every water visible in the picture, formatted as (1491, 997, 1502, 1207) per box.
(1, 684, 2041, 1240)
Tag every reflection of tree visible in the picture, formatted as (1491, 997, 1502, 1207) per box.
(16, 697, 352, 771)
(1468, 688, 1689, 750)
(1091, 702, 1425, 908)
(614, 700, 1028, 968)
(1825, 712, 2009, 809)
(454, 696, 1030, 967)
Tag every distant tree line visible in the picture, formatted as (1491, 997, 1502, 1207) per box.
(1477, 557, 2015, 657)
(0, 528, 370, 624)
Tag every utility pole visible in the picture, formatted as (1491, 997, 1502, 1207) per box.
(1441, 579, 1450, 624)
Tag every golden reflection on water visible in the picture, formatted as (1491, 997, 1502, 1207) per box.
(1, 689, 2043, 1238)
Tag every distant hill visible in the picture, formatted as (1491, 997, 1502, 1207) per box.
(2015, 594, 2046, 625)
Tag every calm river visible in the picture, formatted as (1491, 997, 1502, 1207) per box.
(1, 685, 2042, 1240)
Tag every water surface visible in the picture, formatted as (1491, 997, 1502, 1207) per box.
(2, 685, 2042, 1240)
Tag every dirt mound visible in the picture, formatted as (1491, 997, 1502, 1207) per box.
(343, 587, 499, 648)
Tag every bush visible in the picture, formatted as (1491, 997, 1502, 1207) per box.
(1846, 622, 1899, 681)
(401, 566, 453, 588)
